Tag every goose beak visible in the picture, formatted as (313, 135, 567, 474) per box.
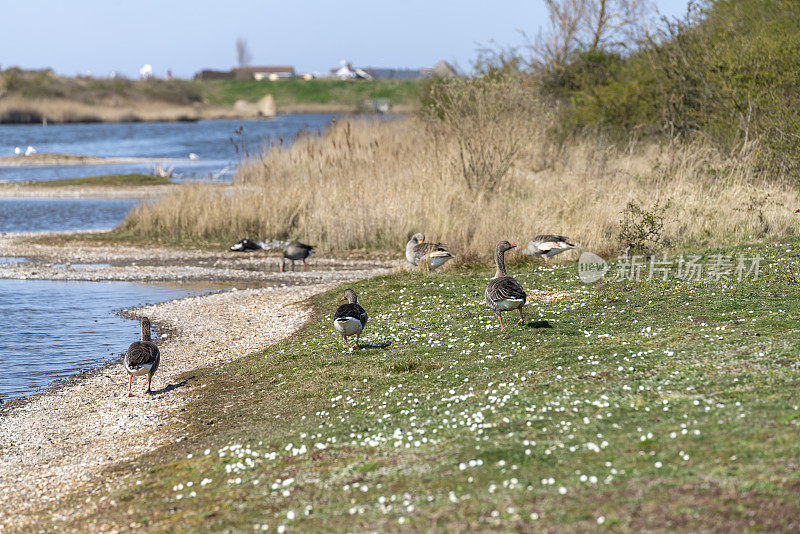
(340, 295, 346, 301)
(509, 243, 517, 248)
(795, 209, 800, 213)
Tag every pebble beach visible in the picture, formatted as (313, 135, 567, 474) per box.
(0, 232, 397, 530)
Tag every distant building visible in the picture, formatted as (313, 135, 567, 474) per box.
(195, 69, 234, 80)
(233, 66, 295, 80)
(331, 62, 372, 80)
(330, 61, 460, 81)
(139, 64, 153, 80)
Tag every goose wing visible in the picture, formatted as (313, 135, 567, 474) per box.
(125, 341, 160, 370)
(485, 276, 527, 305)
(413, 242, 452, 263)
(335, 303, 368, 325)
(531, 234, 574, 248)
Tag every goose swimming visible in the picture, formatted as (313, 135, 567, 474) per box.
(282, 241, 315, 272)
(405, 233, 454, 270)
(124, 317, 160, 396)
(485, 241, 527, 331)
(333, 288, 368, 351)
(523, 234, 576, 263)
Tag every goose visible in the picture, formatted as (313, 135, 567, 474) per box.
(485, 241, 527, 330)
(282, 241, 315, 272)
(405, 233, 454, 270)
(523, 234, 576, 263)
(124, 317, 160, 397)
(230, 238, 264, 252)
(333, 288, 368, 351)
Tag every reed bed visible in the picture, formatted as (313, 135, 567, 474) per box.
(119, 114, 799, 259)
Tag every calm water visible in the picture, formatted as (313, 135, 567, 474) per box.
(0, 116, 336, 182)
(0, 197, 141, 233)
(0, 117, 340, 401)
(0, 279, 227, 403)
(0, 116, 340, 233)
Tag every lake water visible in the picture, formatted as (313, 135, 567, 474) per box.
(0, 116, 336, 183)
(0, 116, 337, 234)
(0, 116, 342, 402)
(0, 279, 227, 403)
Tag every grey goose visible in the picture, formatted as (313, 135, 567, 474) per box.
(523, 234, 575, 262)
(282, 241, 315, 272)
(405, 233, 454, 270)
(485, 241, 527, 330)
(333, 288, 368, 351)
(124, 317, 160, 396)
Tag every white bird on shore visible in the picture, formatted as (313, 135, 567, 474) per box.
(188, 153, 199, 160)
(13, 147, 22, 155)
(124, 317, 161, 396)
(25, 146, 37, 156)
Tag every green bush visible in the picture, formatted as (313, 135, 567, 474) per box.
(547, 0, 800, 178)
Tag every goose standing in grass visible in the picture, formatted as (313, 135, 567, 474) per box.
(282, 241, 315, 272)
(523, 234, 576, 263)
(333, 288, 368, 351)
(405, 233, 455, 270)
(124, 317, 160, 397)
(485, 241, 527, 331)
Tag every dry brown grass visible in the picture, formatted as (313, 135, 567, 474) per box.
(119, 114, 799, 258)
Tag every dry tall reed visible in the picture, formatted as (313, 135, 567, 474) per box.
(119, 115, 799, 259)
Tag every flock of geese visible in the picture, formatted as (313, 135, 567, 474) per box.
(124, 233, 575, 395)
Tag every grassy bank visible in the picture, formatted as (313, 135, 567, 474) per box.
(26, 173, 171, 187)
(46, 240, 800, 531)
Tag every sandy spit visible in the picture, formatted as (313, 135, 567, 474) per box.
(0, 233, 397, 531)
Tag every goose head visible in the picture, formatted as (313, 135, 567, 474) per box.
(341, 288, 358, 304)
(496, 240, 517, 254)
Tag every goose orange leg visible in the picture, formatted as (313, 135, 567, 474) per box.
(518, 307, 525, 325)
(497, 314, 505, 331)
(146, 374, 153, 394)
(127, 376, 140, 397)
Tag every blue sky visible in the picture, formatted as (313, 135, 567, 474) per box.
(1, 0, 691, 78)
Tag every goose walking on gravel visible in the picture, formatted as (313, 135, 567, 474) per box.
(333, 288, 368, 351)
(124, 317, 160, 397)
(282, 241, 315, 272)
(405, 233, 454, 270)
(523, 234, 576, 263)
(485, 241, 527, 331)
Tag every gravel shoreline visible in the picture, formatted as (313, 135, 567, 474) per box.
(0, 233, 397, 530)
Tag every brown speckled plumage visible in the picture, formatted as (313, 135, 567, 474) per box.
(485, 241, 527, 330)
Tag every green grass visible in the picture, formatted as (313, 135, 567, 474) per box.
(26, 174, 172, 187)
(197, 78, 422, 108)
(49, 240, 800, 531)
